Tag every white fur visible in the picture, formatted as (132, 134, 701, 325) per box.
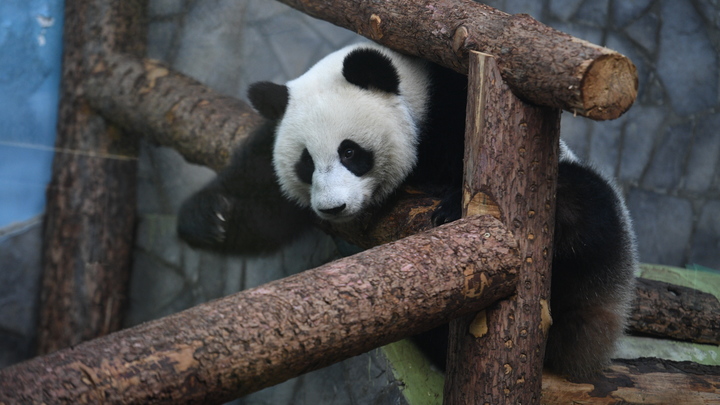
(272, 43, 431, 221)
(559, 140, 580, 163)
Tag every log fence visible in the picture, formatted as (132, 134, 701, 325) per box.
(2, 0, 719, 404)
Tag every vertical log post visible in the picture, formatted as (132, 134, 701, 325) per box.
(444, 52, 560, 403)
(38, 0, 147, 354)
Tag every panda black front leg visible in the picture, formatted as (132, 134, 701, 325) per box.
(431, 188, 463, 226)
(177, 120, 315, 254)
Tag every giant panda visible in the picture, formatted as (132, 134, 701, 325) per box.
(178, 43, 638, 378)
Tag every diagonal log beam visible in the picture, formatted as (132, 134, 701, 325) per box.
(85, 54, 262, 172)
(1, 216, 520, 405)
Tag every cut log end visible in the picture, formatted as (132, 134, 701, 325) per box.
(580, 53, 638, 120)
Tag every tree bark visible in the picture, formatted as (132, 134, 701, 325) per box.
(2, 216, 520, 405)
(315, 189, 442, 249)
(84, 53, 263, 172)
(37, 0, 147, 355)
(542, 358, 720, 404)
(275, 0, 637, 120)
(629, 278, 720, 345)
(444, 52, 560, 405)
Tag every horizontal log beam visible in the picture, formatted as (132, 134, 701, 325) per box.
(0, 215, 520, 405)
(629, 278, 720, 345)
(275, 0, 637, 120)
(542, 358, 720, 404)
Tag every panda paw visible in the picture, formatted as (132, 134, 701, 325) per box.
(177, 191, 233, 248)
(431, 190, 462, 226)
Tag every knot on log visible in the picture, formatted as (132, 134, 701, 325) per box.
(452, 25, 469, 57)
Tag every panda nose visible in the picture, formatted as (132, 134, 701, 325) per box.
(319, 204, 346, 215)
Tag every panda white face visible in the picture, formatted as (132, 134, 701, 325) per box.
(250, 44, 430, 223)
(274, 90, 417, 222)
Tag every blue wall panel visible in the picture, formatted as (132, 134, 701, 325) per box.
(0, 0, 64, 228)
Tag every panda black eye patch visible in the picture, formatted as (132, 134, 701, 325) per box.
(295, 148, 314, 184)
(339, 139, 374, 177)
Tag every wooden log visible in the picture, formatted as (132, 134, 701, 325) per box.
(443, 52, 560, 404)
(315, 188, 441, 249)
(542, 358, 720, 404)
(629, 278, 720, 345)
(0, 216, 521, 405)
(84, 53, 263, 172)
(37, 0, 146, 355)
(275, 0, 637, 120)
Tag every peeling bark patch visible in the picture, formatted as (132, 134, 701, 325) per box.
(452, 25, 469, 56)
(464, 268, 490, 298)
(539, 299, 552, 336)
(469, 310, 488, 338)
(465, 191, 502, 219)
(139, 61, 169, 95)
(407, 200, 440, 222)
(168, 344, 200, 373)
(369, 14, 383, 39)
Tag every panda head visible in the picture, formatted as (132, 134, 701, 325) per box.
(248, 44, 430, 222)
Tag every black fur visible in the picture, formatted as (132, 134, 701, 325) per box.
(338, 139, 374, 177)
(412, 159, 635, 378)
(177, 120, 313, 253)
(295, 148, 314, 185)
(247, 81, 289, 120)
(545, 161, 635, 377)
(406, 64, 468, 225)
(342, 48, 401, 94)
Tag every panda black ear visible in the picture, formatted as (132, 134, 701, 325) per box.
(342, 48, 400, 94)
(247, 81, 289, 120)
